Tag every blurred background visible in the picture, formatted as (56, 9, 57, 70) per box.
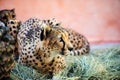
(0, 0, 120, 44)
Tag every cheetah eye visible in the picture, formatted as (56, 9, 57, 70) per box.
(2, 15, 7, 19)
(12, 14, 16, 18)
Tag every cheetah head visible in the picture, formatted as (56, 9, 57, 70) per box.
(40, 25, 73, 55)
(0, 9, 16, 25)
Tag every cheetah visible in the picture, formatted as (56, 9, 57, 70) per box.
(17, 18, 90, 77)
(0, 9, 18, 41)
(0, 21, 15, 80)
(0, 9, 16, 26)
(0, 9, 21, 59)
(17, 18, 73, 77)
(65, 29, 90, 56)
(45, 18, 90, 56)
(7, 19, 21, 59)
(7, 19, 20, 40)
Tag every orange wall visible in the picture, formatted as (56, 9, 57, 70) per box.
(0, 0, 120, 43)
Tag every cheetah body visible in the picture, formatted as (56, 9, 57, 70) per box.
(17, 18, 90, 76)
(17, 18, 73, 76)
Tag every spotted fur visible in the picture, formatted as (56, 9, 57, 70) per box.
(7, 19, 21, 59)
(14, 18, 89, 79)
(45, 18, 90, 56)
(17, 18, 73, 76)
(66, 29, 90, 56)
(0, 9, 16, 26)
(0, 21, 15, 80)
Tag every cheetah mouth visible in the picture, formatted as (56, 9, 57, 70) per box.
(60, 50, 69, 56)
(61, 51, 64, 55)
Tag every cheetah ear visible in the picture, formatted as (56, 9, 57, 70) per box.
(40, 24, 51, 41)
(11, 8, 15, 12)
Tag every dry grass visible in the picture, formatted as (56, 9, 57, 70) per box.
(11, 47, 120, 80)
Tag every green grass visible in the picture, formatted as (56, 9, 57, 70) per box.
(11, 47, 120, 80)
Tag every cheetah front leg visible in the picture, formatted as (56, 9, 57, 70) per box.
(42, 55, 66, 78)
(51, 55, 66, 75)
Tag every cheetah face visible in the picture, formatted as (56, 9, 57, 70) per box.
(42, 27, 73, 55)
(0, 9, 16, 25)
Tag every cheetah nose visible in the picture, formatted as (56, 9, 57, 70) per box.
(68, 47, 73, 51)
